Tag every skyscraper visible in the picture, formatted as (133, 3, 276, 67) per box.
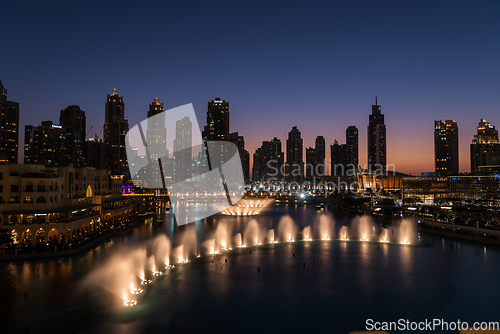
(305, 147, 316, 181)
(173, 116, 192, 182)
(206, 98, 230, 167)
(331, 126, 358, 176)
(367, 97, 386, 170)
(86, 137, 103, 169)
(28, 121, 67, 166)
(24, 125, 35, 164)
(146, 97, 167, 186)
(315, 136, 325, 178)
(470, 119, 500, 175)
(229, 132, 250, 182)
(306, 136, 326, 181)
(206, 98, 229, 141)
(434, 119, 459, 176)
(103, 88, 129, 178)
(60, 105, 86, 167)
(253, 137, 284, 181)
(330, 140, 347, 176)
(346, 126, 359, 167)
(286, 126, 303, 183)
(0, 80, 20, 163)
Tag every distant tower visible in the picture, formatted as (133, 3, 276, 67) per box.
(346, 126, 359, 168)
(470, 119, 500, 175)
(146, 97, 167, 186)
(103, 88, 129, 178)
(434, 119, 459, 176)
(286, 126, 304, 183)
(24, 125, 36, 164)
(229, 132, 250, 182)
(254, 137, 284, 182)
(367, 97, 387, 170)
(314, 136, 326, 178)
(0, 80, 20, 163)
(60, 105, 86, 167)
(173, 116, 192, 182)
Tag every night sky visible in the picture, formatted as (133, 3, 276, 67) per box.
(1, 0, 499, 175)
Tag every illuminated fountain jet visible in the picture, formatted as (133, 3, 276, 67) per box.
(380, 229, 389, 243)
(339, 226, 349, 241)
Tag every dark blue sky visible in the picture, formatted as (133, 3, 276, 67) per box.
(1, 0, 499, 174)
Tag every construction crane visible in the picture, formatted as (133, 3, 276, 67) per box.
(97, 126, 103, 140)
(85, 126, 93, 138)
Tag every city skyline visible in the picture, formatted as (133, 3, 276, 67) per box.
(1, 1, 499, 176)
(8, 82, 500, 177)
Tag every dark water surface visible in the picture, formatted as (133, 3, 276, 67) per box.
(1, 204, 498, 333)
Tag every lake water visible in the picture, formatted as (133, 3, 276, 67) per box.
(1, 204, 499, 333)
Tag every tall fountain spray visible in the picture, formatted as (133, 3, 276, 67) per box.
(278, 215, 297, 242)
(399, 219, 416, 245)
(316, 214, 334, 240)
(352, 216, 372, 241)
(302, 226, 311, 241)
(234, 233, 243, 247)
(339, 226, 349, 241)
(244, 219, 261, 245)
(152, 234, 171, 267)
(267, 229, 277, 243)
(214, 222, 232, 251)
(380, 229, 389, 243)
(174, 226, 197, 263)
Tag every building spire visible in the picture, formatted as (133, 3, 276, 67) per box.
(375, 96, 377, 105)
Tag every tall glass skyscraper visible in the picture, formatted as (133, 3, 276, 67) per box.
(367, 97, 386, 171)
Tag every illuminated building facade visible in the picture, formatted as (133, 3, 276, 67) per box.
(60, 105, 86, 167)
(206, 98, 229, 141)
(103, 88, 129, 179)
(25, 121, 67, 166)
(0, 80, 20, 163)
(434, 119, 459, 176)
(253, 137, 284, 182)
(470, 119, 500, 175)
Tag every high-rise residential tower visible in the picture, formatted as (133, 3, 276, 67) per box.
(206, 98, 229, 141)
(470, 119, 500, 175)
(60, 105, 86, 167)
(306, 136, 326, 181)
(103, 88, 129, 178)
(331, 126, 359, 176)
(27, 121, 67, 166)
(346, 126, 359, 167)
(24, 125, 36, 164)
(0, 80, 20, 163)
(434, 119, 459, 176)
(286, 126, 304, 183)
(367, 97, 386, 170)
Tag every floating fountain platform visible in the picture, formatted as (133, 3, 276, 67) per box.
(220, 198, 274, 216)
